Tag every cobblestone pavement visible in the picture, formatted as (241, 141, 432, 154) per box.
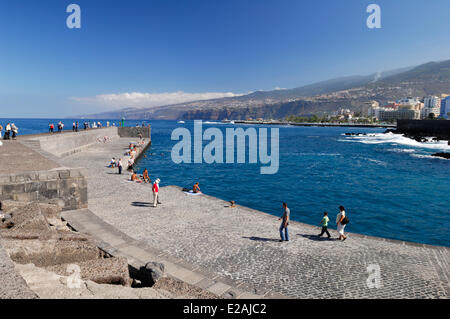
(60, 138, 450, 299)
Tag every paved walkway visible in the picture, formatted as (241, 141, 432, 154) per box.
(61, 208, 263, 299)
(0, 140, 60, 175)
(60, 138, 450, 299)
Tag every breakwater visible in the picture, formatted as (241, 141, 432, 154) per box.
(0, 126, 151, 211)
(1, 124, 449, 299)
(57, 132, 450, 299)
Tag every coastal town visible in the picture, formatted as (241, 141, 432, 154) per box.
(271, 94, 450, 124)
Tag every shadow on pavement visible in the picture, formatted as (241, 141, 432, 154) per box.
(132, 201, 152, 207)
(242, 236, 280, 242)
(298, 234, 338, 241)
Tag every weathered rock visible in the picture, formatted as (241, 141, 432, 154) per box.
(2, 239, 103, 267)
(38, 203, 61, 220)
(0, 214, 13, 229)
(0, 200, 30, 213)
(139, 261, 166, 286)
(8, 202, 51, 232)
(46, 257, 131, 286)
(0, 245, 38, 299)
(16, 263, 172, 299)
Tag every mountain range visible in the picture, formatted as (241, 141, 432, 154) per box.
(79, 59, 450, 120)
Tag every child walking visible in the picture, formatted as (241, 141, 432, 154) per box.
(318, 212, 331, 238)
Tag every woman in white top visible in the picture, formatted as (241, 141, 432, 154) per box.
(336, 205, 347, 241)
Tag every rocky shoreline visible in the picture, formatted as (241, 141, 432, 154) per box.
(0, 200, 219, 299)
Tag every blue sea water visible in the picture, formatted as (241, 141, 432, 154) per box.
(2, 118, 449, 246)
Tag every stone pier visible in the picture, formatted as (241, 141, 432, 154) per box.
(1, 128, 449, 299)
(58, 137, 449, 299)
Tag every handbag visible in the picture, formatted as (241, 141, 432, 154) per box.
(341, 216, 349, 225)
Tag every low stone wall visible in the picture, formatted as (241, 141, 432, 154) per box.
(397, 120, 450, 138)
(118, 126, 151, 139)
(21, 127, 119, 157)
(0, 168, 87, 211)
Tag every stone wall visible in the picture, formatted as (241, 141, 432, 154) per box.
(21, 127, 119, 157)
(118, 126, 151, 138)
(0, 168, 87, 211)
(397, 120, 450, 138)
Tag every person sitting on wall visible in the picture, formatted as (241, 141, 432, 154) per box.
(142, 168, 151, 184)
(193, 182, 201, 194)
(131, 171, 142, 182)
(109, 157, 116, 168)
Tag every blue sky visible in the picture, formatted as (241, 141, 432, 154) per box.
(1, 0, 450, 117)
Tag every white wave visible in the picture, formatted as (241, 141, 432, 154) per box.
(364, 158, 387, 165)
(203, 121, 227, 125)
(410, 154, 449, 160)
(343, 132, 450, 151)
(386, 148, 416, 153)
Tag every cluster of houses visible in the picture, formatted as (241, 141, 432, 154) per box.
(366, 94, 450, 121)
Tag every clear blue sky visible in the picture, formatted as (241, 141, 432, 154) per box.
(1, 0, 450, 117)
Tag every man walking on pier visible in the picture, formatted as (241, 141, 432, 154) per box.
(152, 178, 162, 207)
(278, 202, 290, 242)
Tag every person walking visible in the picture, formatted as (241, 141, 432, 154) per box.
(317, 212, 331, 238)
(117, 158, 123, 175)
(278, 202, 290, 242)
(152, 178, 162, 207)
(336, 205, 348, 241)
(76, 121, 79, 132)
(49, 123, 54, 133)
(72, 122, 76, 132)
(4, 123, 11, 139)
(0, 124, 3, 139)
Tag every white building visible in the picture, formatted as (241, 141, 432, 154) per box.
(422, 96, 441, 119)
(441, 96, 450, 118)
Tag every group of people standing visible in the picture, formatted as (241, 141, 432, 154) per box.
(0, 123, 19, 140)
(48, 121, 111, 133)
(49, 122, 65, 133)
(279, 204, 349, 242)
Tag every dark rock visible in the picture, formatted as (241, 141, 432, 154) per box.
(432, 153, 450, 160)
(0, 213, 14, 229)
(139, 261, 166, 286)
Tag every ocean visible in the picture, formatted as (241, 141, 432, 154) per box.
(2, 118, 449, 246)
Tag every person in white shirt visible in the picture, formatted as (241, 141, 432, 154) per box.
(11, 123, 18, 139)
(4, 123, 11, 139)
(336, 205, 347, 241)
